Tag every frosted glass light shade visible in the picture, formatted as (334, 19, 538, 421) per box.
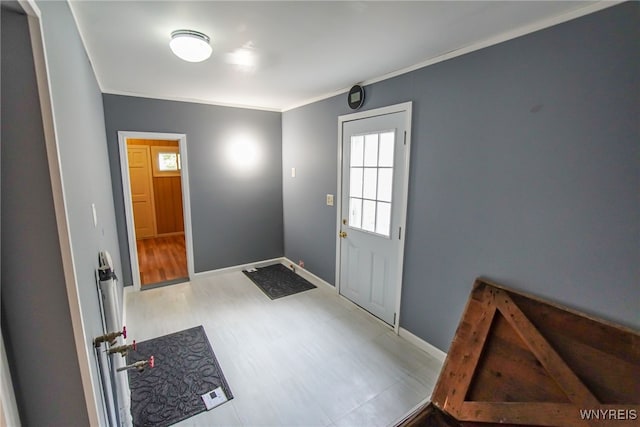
(170, 30, 212, 63)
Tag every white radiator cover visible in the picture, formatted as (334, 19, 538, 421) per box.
(98, 251, 130, 426)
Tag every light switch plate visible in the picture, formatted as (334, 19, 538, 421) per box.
(291, 167, 296, 178)
(326, 194, 334, 206)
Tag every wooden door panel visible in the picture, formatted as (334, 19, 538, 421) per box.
(153, 176, 184, 234)
(128, 146, 156, 238)
(132, 202, 154, 238)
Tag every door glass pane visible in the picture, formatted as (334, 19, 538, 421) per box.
(379, 131, 395, 167)
(364, 134, 378, 166)
(362, 168, 377, 199)
(158, 153, 178, 171)
(350, 168, 363, 198)
(362, 200, 376, 232)
(346, 131, 396, 237)
(376, 202, 391, 236)
(349, 198, 362, 228)
(351, 136, 364, 167)
(377, 168, 393, 202)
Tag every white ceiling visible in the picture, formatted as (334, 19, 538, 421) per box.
(69, 1, 609, 112)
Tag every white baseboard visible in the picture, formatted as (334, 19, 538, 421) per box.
(192, 257, 284, 278)
(399, 327, 447, 363)
(281, 258, 335, 292)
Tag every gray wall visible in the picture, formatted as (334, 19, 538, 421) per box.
(102, 95, 284, 286)
(1, 6, 90, 425)
(282, 2, 640, 351)
(36, 1, 125, 424)
(282, 96, 345, 283)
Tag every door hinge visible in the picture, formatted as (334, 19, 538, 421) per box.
(403, 131, 407, 145)
(398, 226, 402, 240)
(393, 313, 397, 324)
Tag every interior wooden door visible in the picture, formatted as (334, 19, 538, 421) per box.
(127, 145, 157, 239)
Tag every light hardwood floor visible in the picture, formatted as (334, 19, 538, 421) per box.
(136, 234, 188, 286)
(125, 266, 443, 426)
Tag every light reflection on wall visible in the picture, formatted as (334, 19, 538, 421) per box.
(223, 131, 263, 176)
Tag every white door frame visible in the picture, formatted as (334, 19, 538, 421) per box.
(118, 131, 195, 291)
(335, 102, 413, 334)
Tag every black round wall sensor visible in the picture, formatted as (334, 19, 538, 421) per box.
(348, 85, 365, 110)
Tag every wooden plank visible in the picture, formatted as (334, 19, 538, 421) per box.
(440, 284, 497, 416)
(431, 279, 639, 426)
(431, 281, 482, 407)
(483, 279, 639, 365)
(127, 138, 179, 147)
(540, 330, 640, 404)
(493, 289, 599, 406)
(465, 313, 570, 403)
(398, 403, 461, 427)
(459, 402, 587, 426)
(509, 291, 640, 370)
(432, 281, 494, 406)
(137, 235, 188, 286)
(153, 176, 184, 234)
(459, 402, 640, 427)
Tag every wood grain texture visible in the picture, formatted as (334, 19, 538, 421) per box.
(127, 139, 178, 147)
(128, 145, 157, 238)
(398, 402, 461, 427)
(458, 403, 590, 427)
(153, 176, 183, 235)
(127, 139, 184, 235)
(136, 234, 187, 286)
(428, 278, 640, 427)
(431, 282, 492, 407)
(465, 313, 570, 403)
(508, 292, 640, 404)
(442, 286, 497, 416)
(494, 289, 599, 406)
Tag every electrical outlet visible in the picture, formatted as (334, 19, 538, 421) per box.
(326, 194, 334, 206)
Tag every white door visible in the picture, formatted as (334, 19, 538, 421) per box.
(127, 145, 157, 239)
(339, 107, 410, 326)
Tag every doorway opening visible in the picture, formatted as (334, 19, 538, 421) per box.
(336, 102, 412, 332)
(119, 132, 194, 290)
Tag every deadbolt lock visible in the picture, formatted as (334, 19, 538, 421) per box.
(342, 219, 347, 225)
(339, 231, 347, 239)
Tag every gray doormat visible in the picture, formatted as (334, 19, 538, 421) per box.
(243, 263, 316, 299)
(127, 326, 233, 427)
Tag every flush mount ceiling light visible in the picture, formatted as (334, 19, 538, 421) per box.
(170, 29, 212, 63)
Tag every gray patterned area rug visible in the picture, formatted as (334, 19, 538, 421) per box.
(243, 263, 316, 299)
(127, 326, 233, 427)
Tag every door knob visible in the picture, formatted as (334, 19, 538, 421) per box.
(339, 231, 347, 238)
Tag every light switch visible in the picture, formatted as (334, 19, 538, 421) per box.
(291, 167, 296, 178)
(326, 194, 334, 206)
